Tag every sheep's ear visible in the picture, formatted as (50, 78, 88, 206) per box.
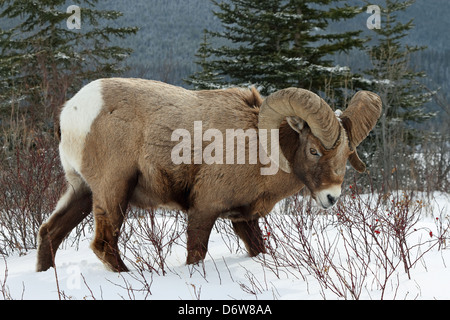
(286, 116, 305, 134)
(349, 151, 366, 173)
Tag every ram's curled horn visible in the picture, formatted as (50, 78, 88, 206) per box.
(340, 91, 383, 173)
(258, 88, 341, 173)
(340, 91, 382, 149)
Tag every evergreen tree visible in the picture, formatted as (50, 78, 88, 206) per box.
(0, 0, 138, 129)
(362, 0, 434, 127)
(185, 29, 223, 90)
(188, 0, 365, 96)
(358, 0, 436, 187)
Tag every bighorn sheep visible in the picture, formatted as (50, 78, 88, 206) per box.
(36, 78, 382, 272)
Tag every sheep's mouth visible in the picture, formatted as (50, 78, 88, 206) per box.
(312, 185, 342, 210)
(315, 196, 335, 210)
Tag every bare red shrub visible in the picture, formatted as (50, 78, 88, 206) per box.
(0, 134, 64, 254)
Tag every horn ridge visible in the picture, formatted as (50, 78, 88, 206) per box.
(258, 88, 342, 173)
(341, 91, 382, 149)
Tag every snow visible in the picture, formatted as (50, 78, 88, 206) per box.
(354, 76, 393, 86)
(0, 192, 449, 300)
(311, 64, 350, 74)
(273, 12, 303, 20)
(55, 52, 70, 60)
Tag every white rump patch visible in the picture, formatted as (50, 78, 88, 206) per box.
(59, 79, 104, 175)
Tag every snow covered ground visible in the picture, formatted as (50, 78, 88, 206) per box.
(0, 192, 449, 300)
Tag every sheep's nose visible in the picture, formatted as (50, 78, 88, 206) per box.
(316, 185, 341, 209)
(327, 194, 337, 206)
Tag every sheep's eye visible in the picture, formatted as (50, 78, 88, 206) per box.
(310, 148, 319, 156)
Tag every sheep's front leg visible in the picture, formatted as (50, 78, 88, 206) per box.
(186, 210, 218, 265)
(232, 219, 266, 257)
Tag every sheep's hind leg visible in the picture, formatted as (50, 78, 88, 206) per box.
(232, 219, 266, 257)
(90, 177, 136, 272)
(37, 172, 92, 272)
(91, 204, 128, 272)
